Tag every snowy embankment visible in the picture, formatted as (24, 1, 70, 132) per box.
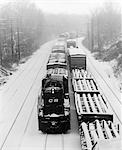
(80, 37, 121, 96)
(79, 38, 122, 127)
(92, 57, 121, 93)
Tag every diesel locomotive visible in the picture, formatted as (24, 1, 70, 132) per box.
(37, 39, 70, 133)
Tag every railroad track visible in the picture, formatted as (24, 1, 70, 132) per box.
(87, 58, 122, 125)
(88, 56, 122, 105)
(0, 55, 43, 113)
(0, 51, 48, 117)
(44, 134, 64, 150)
(78, 39, 122, 125)
(0, 44, 52, 150)
(0, 41, 54, 114)
(88, 67, 122, 125)
(0, 64, 46, 150)
(78, 39, 121, 104)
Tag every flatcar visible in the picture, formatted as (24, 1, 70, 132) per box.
(69, 46, 120, 150)
(80, 120, 120, 150)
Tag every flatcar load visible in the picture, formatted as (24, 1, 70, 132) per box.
(74, 92, 113, 123)
(80, 120, 120, 150)
(72, 69, 92, 79)
(68, 45, 120, 149)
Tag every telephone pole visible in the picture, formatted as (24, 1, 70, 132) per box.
(0, 19, 7, 66)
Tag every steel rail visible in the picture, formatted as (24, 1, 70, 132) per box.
(0, 57, 47, 150)
(81, 45, 122, 125)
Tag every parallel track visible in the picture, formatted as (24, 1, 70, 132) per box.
(87, 58, 122, 125)
(44, 134, 48, 150)
(79, 41, 122, 125)
(0, 48, 50, 150)
(44, 134, 64, 150)
(1, 52, 45, 110)
(88, 57, 122, 105)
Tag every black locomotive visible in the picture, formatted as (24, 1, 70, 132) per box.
(37, 39, 70, 133)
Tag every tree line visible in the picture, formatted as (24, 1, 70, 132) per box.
(0, 1, 87, 69)
(0, 1, 49, 69)
(85, 2, 121, 54)
(83, 2, 122, 76)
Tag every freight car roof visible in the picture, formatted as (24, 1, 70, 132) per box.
(68, 47, 86, 57)
(46, 74, 67, 82)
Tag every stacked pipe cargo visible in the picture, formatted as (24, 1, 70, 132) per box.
(71, 68, 120, 150)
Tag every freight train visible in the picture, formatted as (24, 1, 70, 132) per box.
(37, 39, 70, 133)
(69, 46, 120, 150)
(37, 36, 120, 149)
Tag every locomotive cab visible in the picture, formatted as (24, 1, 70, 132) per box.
(38, 74, 70, 133)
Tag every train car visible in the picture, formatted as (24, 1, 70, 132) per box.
(79, 120, 120, 150)
(72, 68, 113, 123)
(52, 45, 65, 53)
(37, 41, 70, 133)
(37, 73, 70, 133)
(67, 39, 77, 48)
(68, 47, 86, 70)
(68, 46, 120, 149)
(47, 53, 67, 69)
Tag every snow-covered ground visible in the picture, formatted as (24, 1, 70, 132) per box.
(0, 40, 81, 150)
(93, 58, 122, 93)
(0, 38, 121, 150)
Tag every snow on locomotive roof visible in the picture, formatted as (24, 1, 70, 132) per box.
(68, 47, 86, 57)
